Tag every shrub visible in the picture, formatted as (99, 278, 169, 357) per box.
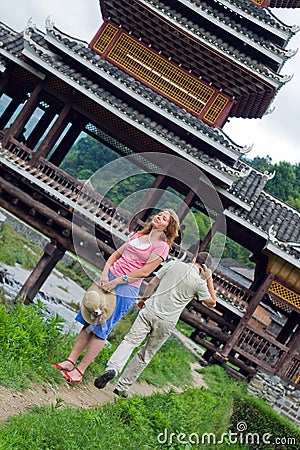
(231, 396, 300, 450)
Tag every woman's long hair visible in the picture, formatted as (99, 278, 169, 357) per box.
(139, 209, 179, 246)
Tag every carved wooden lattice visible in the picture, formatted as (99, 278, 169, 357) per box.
(203, 94, 229, 124)
(91, 24, 231, 125)
(269, 281, 300, 310)
(92, 23, 119, 54)
(250, 0, 268, 6)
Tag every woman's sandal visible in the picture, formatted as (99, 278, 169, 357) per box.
(60, 367, 84, 384)
(53, 358, 75, 372)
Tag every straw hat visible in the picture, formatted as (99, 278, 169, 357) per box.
(81, 283, 116, 325)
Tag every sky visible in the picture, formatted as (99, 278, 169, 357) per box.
(0, 0, 299, 164)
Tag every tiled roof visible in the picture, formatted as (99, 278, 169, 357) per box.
(0, 21, 276, 205)
(0, 21, 299, 265)
(31, 25, 251, 160)
(221, 0, 297, 31)
(269, 0, 300, 7)
(0, 23, 254, 187)
(227, 191, 300, 260)
(228, 168, 272, 205)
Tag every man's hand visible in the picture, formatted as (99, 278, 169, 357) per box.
(200, 264, 212, 280)
(137, 298, 146, 310)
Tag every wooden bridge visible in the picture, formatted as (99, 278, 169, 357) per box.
(0, 133, 299, 387)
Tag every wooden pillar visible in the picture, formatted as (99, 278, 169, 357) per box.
(0, 74, 9, 95)
(130, 174, 168, 229)
(199, 213, 223, 252)
(220, 273, 275, 359)
(49, 119, 87, 167)
(0, 97, 24, 130)
(275, 321, 300, 379)
(26, 108, 57, 149)
(1, 81, 44, 148)
(276, 310, 299, 345)
(18, 239, 66, 304)
(30, 103, 72, 166)
(176, 189, 195, 222)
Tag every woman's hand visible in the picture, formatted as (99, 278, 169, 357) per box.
(97, 274, 109, 288)
(101, 278, 118, 292)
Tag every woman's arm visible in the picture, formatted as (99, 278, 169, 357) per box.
(98, 244, 125, 284)
(102, 253, 164, 291)
(138, 275, 160, 309)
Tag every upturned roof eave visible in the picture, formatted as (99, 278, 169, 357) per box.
(224, 209, 300, 268)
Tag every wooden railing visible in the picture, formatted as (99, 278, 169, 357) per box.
(234, 324, 288, 370)
(0, 136, 132, 234)
(212, 269, 253, 312)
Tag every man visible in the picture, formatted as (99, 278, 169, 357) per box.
(94, 252, 216, 397)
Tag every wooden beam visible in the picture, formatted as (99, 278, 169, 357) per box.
(275, 322, 300, 380)
(0, 97, 23, 130)
(26, 108, 57, 149)
(180, 309, 229, 342)
(276, 311, 299, 345)
(199, 213, 223, 252)
(49, 118, 87, 167)
(189, 299, 236, 331)
(0, 175, 116, 265)
(176, 188, 195, 222)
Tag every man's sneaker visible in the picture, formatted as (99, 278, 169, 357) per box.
(113, 388, 128, 398)
(94, 370, 116, 389)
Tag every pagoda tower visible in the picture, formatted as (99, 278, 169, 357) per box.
(0, 0, 299, 405)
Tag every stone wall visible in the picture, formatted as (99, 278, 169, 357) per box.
(248, 369, 300, 426)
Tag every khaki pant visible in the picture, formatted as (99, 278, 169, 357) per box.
(107, 307, 175, 392)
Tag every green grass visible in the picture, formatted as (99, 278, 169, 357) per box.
(0, 224, 97, 289)
(0, 224, 42, 270)
(0, 299, 194, 391)
(0, 301, 299, 450)
(0, 370, 248, 450)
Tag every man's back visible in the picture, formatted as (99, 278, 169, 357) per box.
(145, 260, 210, 323)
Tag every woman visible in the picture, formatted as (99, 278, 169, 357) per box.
(54, 209, 179, 383)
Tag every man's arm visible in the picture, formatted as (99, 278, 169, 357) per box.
(137, 275, 160, 309)
(201, 265, 217, 308)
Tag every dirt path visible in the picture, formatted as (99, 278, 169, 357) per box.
(0, 363, 206, 422)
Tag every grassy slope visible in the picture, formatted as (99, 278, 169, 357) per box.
(0, 224, 299, 449)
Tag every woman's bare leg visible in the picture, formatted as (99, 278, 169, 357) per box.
(62, 333, 106, 382)
(55, 327, 92, 370)
(76, 334, 106, 373)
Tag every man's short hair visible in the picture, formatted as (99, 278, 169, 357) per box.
(195, 252, 212, 268)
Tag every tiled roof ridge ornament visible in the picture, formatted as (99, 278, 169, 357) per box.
(268, 225, 300, 250)
(24, 18, 36, 37)
(45, 16, 55, 31)
(235, 166, 252, 178)
(264, 170, 276, 181)
(264, 105, 275, 116)
(266, 7, 300, 34)
(285, 47, 298, 58)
